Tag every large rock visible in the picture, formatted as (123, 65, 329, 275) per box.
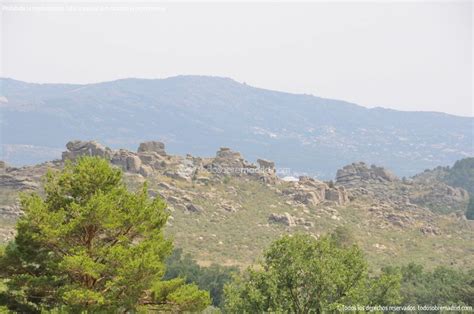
(0, 204, 22, 218)
(269, 212, 295, 227)
(257, 159, 275, 170)
(208, 147, 256, 176)
(126, 155, 142, 172)
(216, 147, 242, 160)
(420, 225, 441, 236)
(186, 203, 203, 213)
(139, 165, 153, 177)
(336, 162, 398, 185)
(137, 152, 167, 170)
(62, 140, 112, 161)
(111, 149, 142, 173)
(137, 141, 166, 156)
(325, 186, 349, 204)
(287, 177, 349, 206)
(0, 174, 38, 190)
(293, 190, 323, 207)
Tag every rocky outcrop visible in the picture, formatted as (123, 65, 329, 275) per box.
(257, 159, 275, 170)
(216, 147, 242, 161)
(325, 187, 349, 204)
(137, 141, 166, 156)
(206, 147, 277, 183)
(408, 184, 469, 213)
(62, 140, 112, 161)
(284, 176, 349, 207)
(209, 148, 253, 174)
(336, 162, 398, 186)
(111, 150, 142, 172)
(268, 212, 314, 227)
(62, 140, 168, 177)
(0, 174, 38, 190)
(335, 161, 469, 213)
(0, 204, 21, 218)
(420, 225, 441, 236)
(186, 203, 203, 213)
(61, 141, 281, 184)
(269, 212, 295, 226)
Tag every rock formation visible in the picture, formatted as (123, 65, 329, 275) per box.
(0, 174, 38, 190)
(137, 141, 167, 156)
(208, 147, 254, 174)
(62, 140, 171, 177)
(2, 138, 472, 262)
(336, 162, 469, 214)
(283, 176, 349, 207)
(268, 212, 313, 227)
(257, 159, 275, 171)
(205, 148, 278, 183)
(269, 212, 296, 227)
(62, 140, 112, 161)
(336, 162, 398, 186)
(0, 204, 21, 218)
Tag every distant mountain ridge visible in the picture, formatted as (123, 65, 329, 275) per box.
(1, 75, 473, 178)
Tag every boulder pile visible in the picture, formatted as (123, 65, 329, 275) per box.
(206, 148, 277, 183)
(283, 176, 349, 207)
(62, 140, 112, 161)
(62, 140, 170, 177)
(268, 212, 314, 227)
(336, 161, 469, 213)
(336, 162, 398, 186)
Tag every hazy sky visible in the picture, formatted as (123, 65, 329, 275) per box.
(1, 1, 473, 116)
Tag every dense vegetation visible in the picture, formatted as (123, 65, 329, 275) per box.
(164, 248, 238, 307)
(384, 263, 474, 307)
(467, 197, 474, 220)
(0, 157, 472, 312)
(224, 234, 401, 312)
(0, 157, 210, 312)
(445, 157, 474, 197)
(442, 157, 474, 220)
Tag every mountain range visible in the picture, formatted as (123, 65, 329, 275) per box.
(1, 76, 472, 178)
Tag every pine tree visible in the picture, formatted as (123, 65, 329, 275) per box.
(0, 157, 210, 312)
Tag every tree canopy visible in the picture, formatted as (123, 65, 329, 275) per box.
(383, 263, 474, 306)
(446, 157, 474, 196)
(466, 197, 474, 220)
(164, 248, 238, 307)
(0, 157, 210, 312)
(224, 234, 401, 313)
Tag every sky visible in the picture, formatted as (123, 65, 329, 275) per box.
(1, 1, 473, 116)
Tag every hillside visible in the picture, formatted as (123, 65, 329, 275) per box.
(412, 158, 474, 197)
(1, 140, 473, 271)
(1, 76, 473, 178)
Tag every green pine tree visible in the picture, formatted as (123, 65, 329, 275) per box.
(0, 157, 210, 312)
